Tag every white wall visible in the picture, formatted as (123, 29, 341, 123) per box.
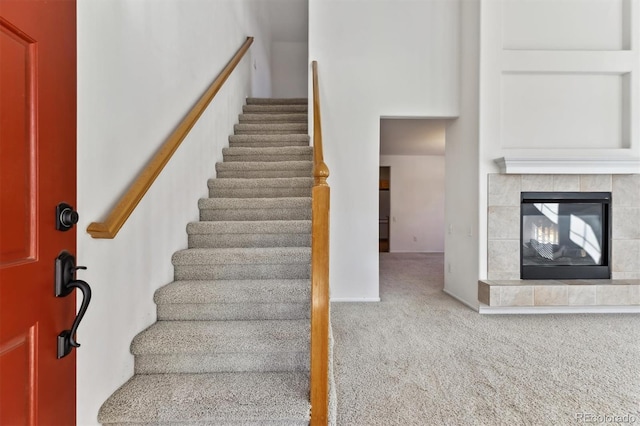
(76, 1, 272, 424)
(272, 42, 308, 98)
(444, 0, 481, 309)
(309, 0, 459, 301)
(478, 0, 640, 280)
(379, 155, 445, 253)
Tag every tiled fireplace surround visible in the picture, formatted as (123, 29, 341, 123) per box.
(479, 174, 640, 310)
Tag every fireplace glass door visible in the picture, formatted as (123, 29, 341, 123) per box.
(521, 192, 611, 279)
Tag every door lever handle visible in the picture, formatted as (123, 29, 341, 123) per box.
(55, 251, 92, 359)
(60, 279, 91, 348)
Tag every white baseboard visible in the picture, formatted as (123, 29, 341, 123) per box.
(442, 288, 479, 311)
(330, 297, 381, 303)
(478, 303, 640, 315)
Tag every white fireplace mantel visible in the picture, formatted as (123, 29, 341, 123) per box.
(494, 157, 640, 175)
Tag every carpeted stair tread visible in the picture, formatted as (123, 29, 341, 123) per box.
(199, 197, 311, 210)
(208, 177, 313, 188)
(97, 372, 310, 425)
(216, 161, 312, 178)
(224, 146, 312, 154)
(155, 279, 310, 321)
(187, 220, 311, 248)
(187, 220, 311, 236)
(173, 247, 310, 265)
(223, 146, 312, 162)
(172, 248, 311, 280)
(131, 320, 310, 356)
(188, 231, 310, 249)
(246, 97, 307, 105)
(234, 123, 308, 135)
(229, 134, 310, 148)
(155, 279, 311, 305)
(199, 197, 311, 221)
(243, 104, 307, 114)
(208, 177, 313, 198)
(239, 113, 307, 123)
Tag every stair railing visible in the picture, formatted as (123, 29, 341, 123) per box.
(87, 37, 254, 239)
(310, 60, 330, 426)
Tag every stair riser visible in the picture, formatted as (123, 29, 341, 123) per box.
(235, 123, 307, 130)
(217, 169, 311, 178)
(228, 142, 310, 149)
(200, 209, 311, 221)
(216, 162, 312, 177)
(234, 129, 307, 135)
(243, 105, 307, 113)
(189, 234, 310, 249)
(239, 114, 307, 123)
(246, 98, 307, 105)
(208, 187, 312, 198)
(229, 134, 309, 143)
(174, 264, 310, 280)
(157, 303, 310, 321)
(134, 352, 310, 374)
(223, 154, 313, 162)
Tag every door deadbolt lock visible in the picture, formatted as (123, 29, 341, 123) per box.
(56, 202, 79, 231)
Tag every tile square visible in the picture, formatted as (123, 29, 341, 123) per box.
(612, 207, 640, 239)
(612, 240, 640, 273)
(488, 174, 521, 207)
(478, 281, 491, 305)
(630, 284, 640, 305)
(596, 285, 631, 305)
(488, 206, 520, 240)
(580, 175, 612, 192)
(522, 175, 554, 192)
(568, 286, 596, 305)
(553, 175, 581, 192)
(612, 175, 640, 207)
(534, 285, 568, 305)
(488, 240, 520, 275)
(499, 286, 534, 306)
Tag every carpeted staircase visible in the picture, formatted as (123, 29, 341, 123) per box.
(99, 98, 316, 425)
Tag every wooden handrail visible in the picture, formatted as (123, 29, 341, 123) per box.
(87, 37, 254, 238)
(310, 60, 330, 426)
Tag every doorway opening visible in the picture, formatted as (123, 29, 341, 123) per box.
(378, 118, 446, 255)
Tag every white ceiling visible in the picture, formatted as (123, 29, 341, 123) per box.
(267, 0, 309, 42)
(380, 118, 448, 156)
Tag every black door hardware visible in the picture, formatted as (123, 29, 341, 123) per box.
(55, 251, 92, 359)
(56, 202, 79, 231)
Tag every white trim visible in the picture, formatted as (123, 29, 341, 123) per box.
(495, 157, 640, 174)
(330, 298, 381, 303)
(478, 303, 640, 315)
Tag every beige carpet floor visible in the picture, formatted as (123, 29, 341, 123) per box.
(331, 253, 640, 425)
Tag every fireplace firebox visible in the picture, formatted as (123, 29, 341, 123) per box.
(520, 192, 611, 280)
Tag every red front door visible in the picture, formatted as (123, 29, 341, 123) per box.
(0, 0, 77, 424)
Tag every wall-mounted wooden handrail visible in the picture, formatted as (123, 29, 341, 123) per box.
(310, 60, 330, 426)
(87, 37, 254, 239)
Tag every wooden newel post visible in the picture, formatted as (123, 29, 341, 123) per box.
(310, 60, 331, 425)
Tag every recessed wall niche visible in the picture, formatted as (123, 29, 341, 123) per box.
(500, 72, 630, 150)
(502, 0, 631, 51)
